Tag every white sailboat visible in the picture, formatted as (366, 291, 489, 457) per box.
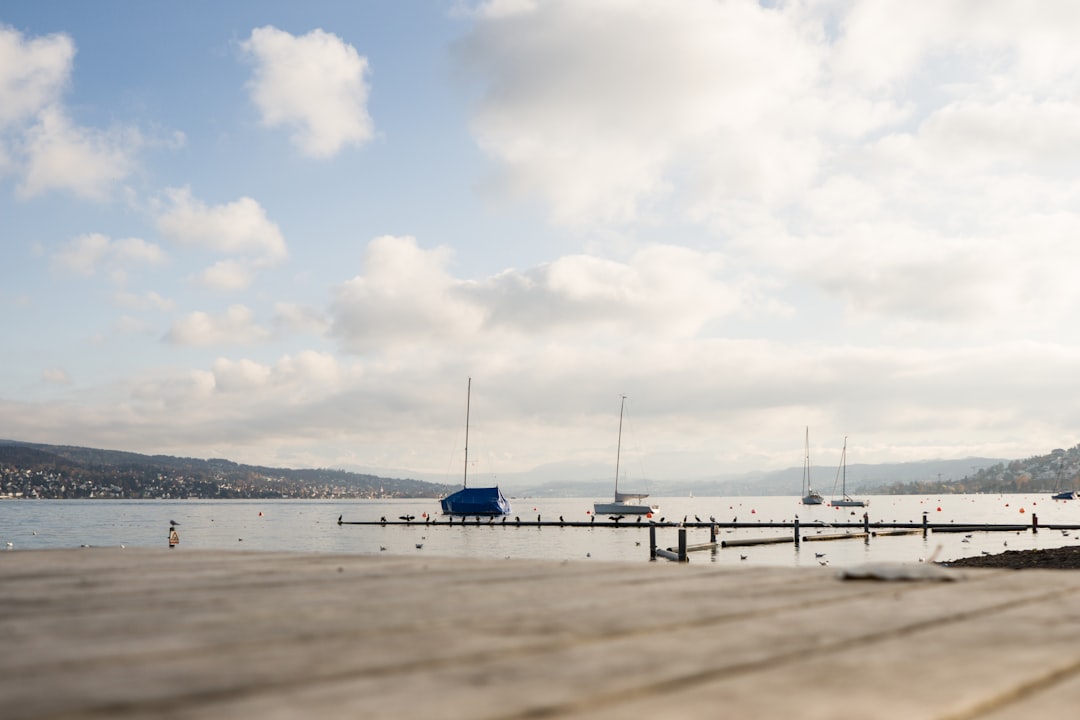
(593, 396, 657, 516)
(801, 427, 824, 505)
(829, 436, 867, 507)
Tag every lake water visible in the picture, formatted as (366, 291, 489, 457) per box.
(2, 494, 1078, 567)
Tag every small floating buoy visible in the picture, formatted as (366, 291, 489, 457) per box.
(1020, 508, 1026, 513)
(937, 507, 942, 512)
(258, 511, 263, 517)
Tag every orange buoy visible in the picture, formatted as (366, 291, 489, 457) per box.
(1020, 508, 1026, 513)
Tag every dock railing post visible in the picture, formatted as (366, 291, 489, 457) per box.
(794, 517, 800, 547)
(710, 523, 717, 544)
(678, 527, 687, 563)
(922, 511, 928, 538)
(1033, 513, 1039, 534)
(649, 523, 657, 560)
(863, 512, 870, 534)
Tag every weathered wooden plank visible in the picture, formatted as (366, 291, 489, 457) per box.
(6, 549, 1080, 719)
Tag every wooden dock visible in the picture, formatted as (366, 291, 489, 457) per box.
(6, 548, 1080, 718)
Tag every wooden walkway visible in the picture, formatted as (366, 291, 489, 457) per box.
(5, 548, 1080, 719)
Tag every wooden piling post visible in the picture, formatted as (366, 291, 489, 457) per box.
(678, 527, 687, 563)
(794, 517, 800, 547)
(922, 512, 928, 538)
(649, 524, 657, 560)
(1033, 513, 1039, 534)
(863, 512, 870, 534)
(710, 523, 717, 543)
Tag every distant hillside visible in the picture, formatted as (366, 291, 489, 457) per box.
(877, 445, 1080, 495)
(0, 440, 454, 500)
(517, 457, 1006, 497)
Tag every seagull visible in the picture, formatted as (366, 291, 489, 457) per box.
(559, 515, 565, 524)
(169, 520, 181, 527)
(610, 515, 625, 523)
(502, 517, 507, 524)
(683, 515, 688, 524)
(415, 543, 423, 549)
(337, 514, 342, 524)
(818, 560, 828, 566)
(636, 516, 642, 523)
(380, 516, 387, 523)
(379, 546, 387, 551)
(710, 515, 716, 523)
(659, 517, 666, 523)
(740, 554, 748, 560)
(695, 515, 701, 522)
(515, 516, 520, 524)
(815, 552, 826, 558)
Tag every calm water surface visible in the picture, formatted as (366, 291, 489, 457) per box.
(2, 495, 1078, 567)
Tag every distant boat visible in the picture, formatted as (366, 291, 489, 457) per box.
(801, 427, 824, 505)
(593, 396, 657, 516)
(1051, 455, 1075, 500)
(440, 378, 511, 516)
(829, 436, 867, 508)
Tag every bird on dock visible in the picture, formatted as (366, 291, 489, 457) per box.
(487, 517, 494, 524)
(610, 515, 625, 524)
(337, 514, 342, 524)
(636, 516, 642, 523)
(502, 517, 507, 524)
(695, 515, 701, 523)
(591, 515, 595, 523)
(169, 520, 181, 527)
(683, 515, 688, 524)
(515, 516, 520, 524)
(380, 516, 387, 523)
(537, 514, 541, 523)
(740, 554, 748, 560)
(559, 515, 564, 524)
(475, 516, 481, 524)
(818, 560, 828, 566)
(732, 516, 737, 523)
(659, 517, 665, 523)
(815, 552, 826, 558)
(399, 515, 414, 523)
(710, 515, 716, 523)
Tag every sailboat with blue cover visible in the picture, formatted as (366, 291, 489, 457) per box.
(440, 378, 511, 516)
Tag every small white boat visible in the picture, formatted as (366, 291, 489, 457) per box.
(801, 427, 824, 505)
(830, 436, 867, 508)
(593, 396, 657, 516)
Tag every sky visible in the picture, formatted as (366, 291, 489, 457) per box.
(4, 0, 1080, 487)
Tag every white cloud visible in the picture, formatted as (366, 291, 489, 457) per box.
(18, 105, 139, 200)
(330, 235, 753, 355)
(51, 233, 166, 279)
(113, 291, 175, 312)
(274, 302, 330, 335)
(165, 305, 271, 347)
(0, 24, 72, 128)
(241, 26, 374, 158)
(459, 0, 831, 226)
(194, 260, 254, 291)
(156, 187, 286, 266)
(330, 235, 484, 353)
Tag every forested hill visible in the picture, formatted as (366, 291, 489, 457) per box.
(881, 444, 1080, 495)
(0, 440, 454, 500)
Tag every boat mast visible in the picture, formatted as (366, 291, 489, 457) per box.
(464, 377, 471, 489)
(840, 436, 847, 497)
(803, 426, 811, 494)
(615, 395, 626, 496)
